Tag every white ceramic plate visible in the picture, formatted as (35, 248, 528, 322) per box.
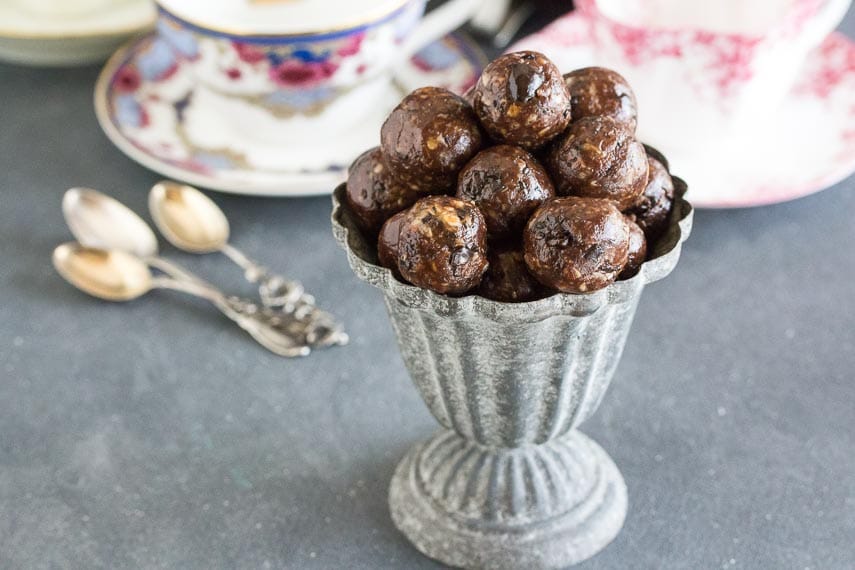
(0, 0, 155, 66)
(94, 31, 486, 197)
(513, 12, 855, 208)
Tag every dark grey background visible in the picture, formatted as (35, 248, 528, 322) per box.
(1, 7, 853, 570)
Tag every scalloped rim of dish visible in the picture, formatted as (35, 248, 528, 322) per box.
(331, 174, 694, 323)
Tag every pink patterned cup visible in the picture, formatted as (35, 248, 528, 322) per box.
(576, 0, 851, 159)
(153, 0, 483, 142)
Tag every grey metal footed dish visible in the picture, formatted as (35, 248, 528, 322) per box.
(331, 165, 693, 569)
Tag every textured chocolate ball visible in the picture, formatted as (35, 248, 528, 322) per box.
(397, 196, 489, 295)
(377, 210, 407, 272)
(523, 197, 630, 293)
(462, 84, 476, 107)
(478, 246, 551, 303)
(380, 87, 483, 193)
(345, 147, 421, 235)
(472, 51, 571, 150)
(456, 145, 555, 241)
(563, 67, 638, 131)
(618, 218, 647, 279)
(624, 155, 674, 242)
(546, 115, 648, 210)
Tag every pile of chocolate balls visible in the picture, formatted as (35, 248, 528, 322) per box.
(345, 51, 675, 302)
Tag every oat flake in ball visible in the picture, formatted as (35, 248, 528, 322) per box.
(345, 147, 421, 235)
(380, 87, 483, 193)
(472, 51, 571, 151)
(546, 115, 648, 210)
(456, 145, 555, 242)
(523, 197, 630, 293)
(396, 196, 489, 295)
(563, 67, 638, 131)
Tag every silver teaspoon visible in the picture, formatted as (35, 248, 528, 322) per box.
(63, 188, 316, 354)
(63, 188, 206, 286)
(63, 187, 277, 314)
(53, 242, 310, 358)
(148, 181, 348, 348)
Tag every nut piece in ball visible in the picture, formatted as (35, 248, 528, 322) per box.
(397, 196, 489, 295)
(546, 115, 648, 210)
(346, 147, 421, 235)
(563, 67, 638, 131)
(619, 218, 647, 279)
(473, 51, 571, 150)
(380, 87, 483, 193)
(456, 145, 555, 241)
(624, 155, 674, 242)
(377, 210, 407, 272)
(478, 246, 551, 303)
(523, 197, 630, 293)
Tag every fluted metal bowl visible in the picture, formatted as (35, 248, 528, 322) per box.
(332, 176, 692, 322)
(332, 165, 693, 569)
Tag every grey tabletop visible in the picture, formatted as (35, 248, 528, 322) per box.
(1, 9, 854, 570)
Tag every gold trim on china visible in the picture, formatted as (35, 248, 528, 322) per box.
(200, 85, 352, 119)
(155, 0, 413, 39)
(97, 32, 138, 85)
(96, 37, 250, 171)
(173, 121, 253, 170)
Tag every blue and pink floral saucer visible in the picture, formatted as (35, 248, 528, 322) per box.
(95, 31, 486, 197)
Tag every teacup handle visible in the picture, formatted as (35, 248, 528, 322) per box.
(399, 0, 485, 59)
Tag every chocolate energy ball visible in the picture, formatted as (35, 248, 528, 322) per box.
(377, 210, 407, 272)
(619, 218, 647, 279)
(456, 145, 555, 241)
(563, 67, 638, 132)
(397, 196, 489, 295)
(545, 115, 648, 210)
(462, 84, 476, 107)
(345, 147, 421, 235)
(472, 51, 571, 151)
(380, 87, 483, 193)
(624, 155, 675, 242)
(478, 246, 550, 303)
(523, 197, 630, 293)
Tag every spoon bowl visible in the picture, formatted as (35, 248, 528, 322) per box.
(147, 180, 348, 350)
(149, 181, 230, 253)
(62, 188, 158, 259)
(53, 242, 152, 301)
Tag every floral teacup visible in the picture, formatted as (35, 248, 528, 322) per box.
(576, 0, 851, 160)
(153, 0, 483, 142)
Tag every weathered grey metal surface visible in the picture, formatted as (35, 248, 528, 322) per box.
(332, 178, 693, 568)
(383, 294, 641, 446)
(331, 179, 693, 323)
(389, 430, 627, 570)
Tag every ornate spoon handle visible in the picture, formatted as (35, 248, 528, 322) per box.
(150, 276, 310, 358)
(219, 244, 348, 348)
